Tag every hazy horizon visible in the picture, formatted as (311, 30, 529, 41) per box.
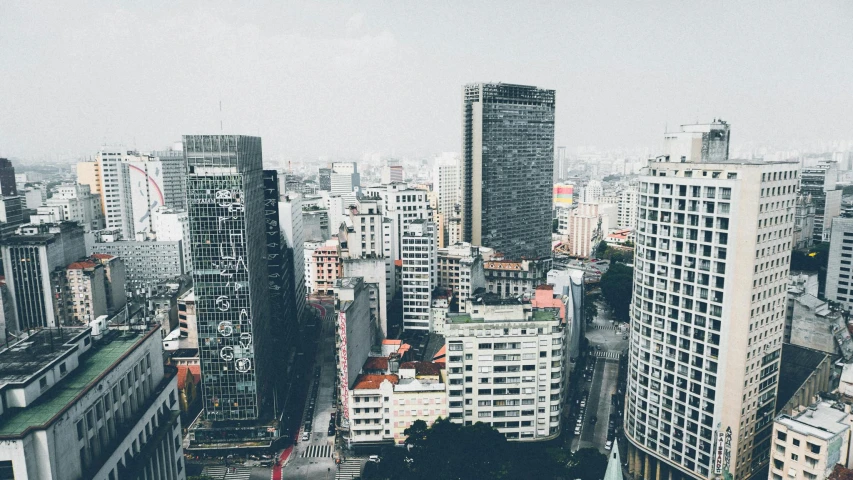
(2, 1, 852, 163)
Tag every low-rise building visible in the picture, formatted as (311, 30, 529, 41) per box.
(770, 402, 851, 480)
(437, 242, 492, 313)
(0, 325, 184, 480)
(483, 260, 539, 299)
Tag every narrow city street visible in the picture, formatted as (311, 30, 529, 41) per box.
(283, 296, 345, 480)
(572, 301, 628, 454)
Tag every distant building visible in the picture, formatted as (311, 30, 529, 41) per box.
(364, 183, 434, 260)
(801, 161, 842, 242)
(617, 187, 639, 229)
(381, 159, 404, 184)
(1, 222, 86, 331)
(483, 259, 540, 298)
(461, 83, 554, 261)
(581, 180, 602, 203)
(313, 240, 342, 295)
(39, 183, 105, 232)
(437, 242, 492, 313)
(567, 202, 601, 258)
(826, 217, 853, 314)
(318, 167, 332, 191)
(88, 237, 188, 295)
(793, 193, 816, 250)
(0, 158, 17, 196)
(0, 326, 185, 480)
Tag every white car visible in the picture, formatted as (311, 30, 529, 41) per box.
(605, 441, 613, 451)
(574, 427, 581, 435)
(302, 432, 310, 441)
(368, 455, 381, 463)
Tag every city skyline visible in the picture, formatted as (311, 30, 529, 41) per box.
(2, 2, 852, 163)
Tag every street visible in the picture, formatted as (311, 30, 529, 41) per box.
(571, 301, 628, 454)
(282, 296, 366, 480)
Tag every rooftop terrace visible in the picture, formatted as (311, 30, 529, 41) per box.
(0, 329, 152, 437)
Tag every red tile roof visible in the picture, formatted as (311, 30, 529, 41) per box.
(177, 365, 201, 390)
(352, 374, 398, 390)
(432, 345, 446, 362)
(484, 261, 523, 271)
(400, 361, 442, 376)
(362, 356, 389, 371)
(67, 261, 96, 270)
(90, 253, 115, 259)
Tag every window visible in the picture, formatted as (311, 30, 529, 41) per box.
(39, 377, 48, 389)
(77, 420, 85, 440)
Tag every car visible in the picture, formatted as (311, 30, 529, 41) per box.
(574, 427, 581, 435)
(260, 460, 274, 467)
(580, 401, 586, 407)
(302, 432, 310, 441)
(328, 428, 335, 436)
(605, 441, 613, 451)
(368, 455, 381, 463)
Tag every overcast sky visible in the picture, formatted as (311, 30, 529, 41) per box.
(1, 1, 851, 162)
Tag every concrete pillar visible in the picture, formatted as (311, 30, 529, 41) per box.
(643, 453, 651, 480)
(667, 465, 673, 480)
(633, 446, 642, 476)
(655, 458, 661, 480)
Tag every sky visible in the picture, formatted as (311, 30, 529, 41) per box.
(1, 1, 851, 163)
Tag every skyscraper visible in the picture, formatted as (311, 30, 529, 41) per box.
(625, 145, 797, 479)
(401, 220, 436, 331)
(184, 135, 274, 426)
(461, 83, 555, 261)
(0, 158, 17, 196)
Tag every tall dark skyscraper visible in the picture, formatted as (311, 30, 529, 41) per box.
(0, 158, 17, 197)
(184, 135, 274, 425)
(461, 83, 555, 260)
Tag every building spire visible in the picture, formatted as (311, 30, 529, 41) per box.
(603, 446, 623, 480)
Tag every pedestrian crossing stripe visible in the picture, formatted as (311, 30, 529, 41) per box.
(335, 459, 363, 480)
(592, 351, 621, 359)
(301, 444, 334, 457)
(202, 465, 251, 480)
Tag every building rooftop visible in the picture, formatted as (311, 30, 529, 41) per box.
(352, 374, 399, 390)
(90, 253, 115, 260)
(776, 401, 850, 441)
(0, 328, 156, 437)
(0, 329, 88, 386)
(67, 260, 97, 270)
(777, 344, 830, 415)
(400, 361, 442, 377)
(483, 261, 524, 271)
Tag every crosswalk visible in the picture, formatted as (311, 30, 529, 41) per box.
(335, 459, 363, 480)
(592, 351, 622, 360)
(591, 324, 617, 330)
(301, 444, 334, 458)
(202, 465, 251, 480)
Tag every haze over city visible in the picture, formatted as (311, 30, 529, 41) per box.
(2, 1, 852, 163)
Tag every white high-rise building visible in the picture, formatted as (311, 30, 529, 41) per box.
(617, 187, 639, 229)
(444, 295, 568, 441)
(330, 161, 360, 196)
(582, 180, 603, 203)
(625, 154, 798, 479)
(365, 183, 434, 260)
(434, 153, 460, 219)
(381, 159, 404, 184)
(150, 207, 192, 276)
(568, 202, 601, 258)
(401, 220, 436, 331)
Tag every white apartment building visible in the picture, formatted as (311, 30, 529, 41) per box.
(625, 158, 798, 480)
(0, 326, 185, 480)
(347, 360, 447, 447)
(151, 207, 192, 275)
(770, 402, 852, 480)
(443, 296, 569, 441)
(825, 217, 853, 314)
(401, 220, 437, 331)
(582, 180, 603, 203)
(434, 153, 460, 217)
(42, 184, 105, 232)
(618, 187, 640, 229)
(365, 183, 434, 260)
(303, 239, 324, 294)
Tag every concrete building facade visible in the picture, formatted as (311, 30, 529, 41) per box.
(401, 220, 437, 331)
(461, 83, 554, 261)
(826, 217, 853, 314)
(625, 156, 798, 479)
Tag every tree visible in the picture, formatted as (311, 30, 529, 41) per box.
(565, 448, 608, 480)
(366, 418, 563, 479)
(599, 263, 634, 322)
(584, 293, 599, 323)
